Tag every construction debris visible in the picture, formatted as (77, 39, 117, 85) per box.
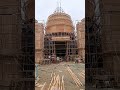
(48, 73, 65, 90)
(67, 67, 83, 87)
(35, 82, 46, 89)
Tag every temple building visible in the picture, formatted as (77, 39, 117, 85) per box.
(35, 6, 85, 64)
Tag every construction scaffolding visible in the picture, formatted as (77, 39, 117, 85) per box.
(0, 0, 34, 89)
(86, 0, 120, 88)
(100, 0, 120, 87)
(86, 0, 103, 88)
(44, 32, 78, 64)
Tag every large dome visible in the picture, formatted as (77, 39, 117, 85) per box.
(45, 7, 74, 34)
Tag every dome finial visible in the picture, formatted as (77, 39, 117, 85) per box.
(54, 0, 64, 13)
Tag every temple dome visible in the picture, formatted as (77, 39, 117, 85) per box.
(46, 7, 74, 34)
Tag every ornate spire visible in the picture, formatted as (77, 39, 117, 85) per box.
(54, 0, 65, 13)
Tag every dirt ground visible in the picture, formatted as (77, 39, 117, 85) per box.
(35, 62, 85, 90)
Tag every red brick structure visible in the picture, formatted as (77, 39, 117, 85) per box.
(35, 20, 44, 63)
(76, 18, 85, 62)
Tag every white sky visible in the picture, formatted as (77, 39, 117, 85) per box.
(35, 0, 85, 23)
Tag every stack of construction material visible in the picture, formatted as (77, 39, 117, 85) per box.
(48, 73, 65, 90)
(67, 67, 83, 87)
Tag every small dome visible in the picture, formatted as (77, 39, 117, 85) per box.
(35, 19, 38, 23)
(81, 18, 85, 22)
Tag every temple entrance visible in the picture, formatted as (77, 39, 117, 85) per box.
(55, 41, 66, 60)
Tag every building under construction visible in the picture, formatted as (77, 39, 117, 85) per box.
(86, 0, 120, 88)
(35, 7, 85, 64)
(76, 19, 85, 63)
(0, 0, 34, 89)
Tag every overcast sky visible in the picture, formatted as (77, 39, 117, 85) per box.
(35, 0, 85, 23)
